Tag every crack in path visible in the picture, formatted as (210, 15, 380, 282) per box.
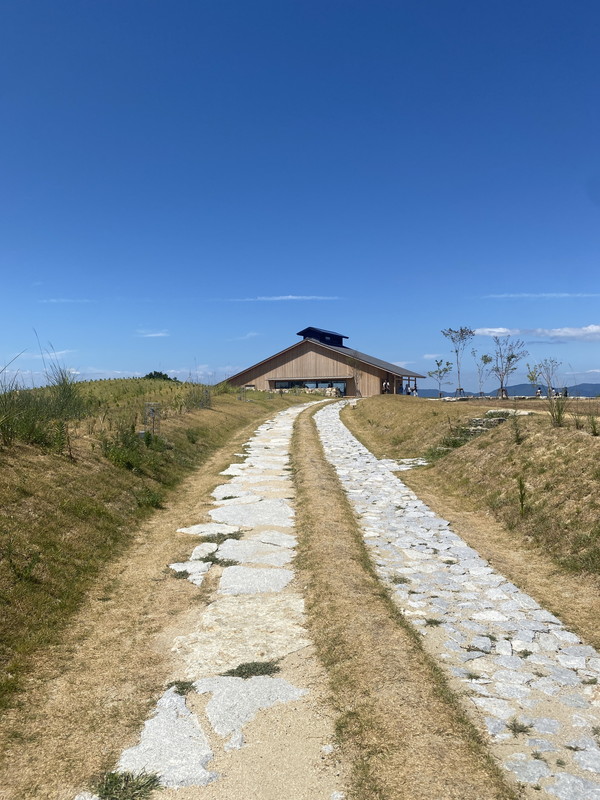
(314, 400, 600, 800)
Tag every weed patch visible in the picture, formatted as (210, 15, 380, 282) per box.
(166, 680, 195, 696)
(222, 660, 281, 678)
(94, 770, 161, 799)
(506, 718, 532, 737)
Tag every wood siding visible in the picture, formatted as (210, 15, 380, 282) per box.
(228, 340, 403, 396)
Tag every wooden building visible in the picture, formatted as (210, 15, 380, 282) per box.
(227, 326, 425, 397)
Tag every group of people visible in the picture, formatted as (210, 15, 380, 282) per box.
(381, 381, 418, 396)
(535, 387, 568, 398)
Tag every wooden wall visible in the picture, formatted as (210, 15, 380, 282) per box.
(228, 340, 395, 396)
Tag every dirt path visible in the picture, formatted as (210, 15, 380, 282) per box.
(292, 407, 517, 800)
(0, 406, 339, 800)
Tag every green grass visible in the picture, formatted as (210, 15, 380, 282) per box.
(166, 680, 195, 695)
(506, 718, 532, 737)
(94, 770, 161, 800)
(222, 660, 281, 678)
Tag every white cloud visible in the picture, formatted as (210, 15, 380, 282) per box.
(530, 324, 600, 342)
(423, 353, 442, 360)
(226, 295, 340, 302)
(474, 327, 518, 337)
(228, 331, 260, 341)
(39, 298, 92, 304)
(136, 330, 169, 338)
(476, 324, 600, 342)
(484, 292, 600, 299)
(15, 349, 76, 360)
(394, 360, 414, 368)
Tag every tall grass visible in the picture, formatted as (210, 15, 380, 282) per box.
(0, 361, 87, 453)
(0, 359, 225, 453)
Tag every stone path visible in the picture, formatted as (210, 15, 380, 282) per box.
(75, 402, 343, 800)
(314, 401, 600, 799)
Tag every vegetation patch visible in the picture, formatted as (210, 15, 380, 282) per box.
(166, 680, 195, 696)
(93, 770, 161, 800)
(200, 553, 239, 567)
(506, 718, 533, 737)
(222, 660, 281, 678)
(199, 530, 243, 544)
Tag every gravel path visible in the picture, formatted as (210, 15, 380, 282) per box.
(314, 401, 600, 800)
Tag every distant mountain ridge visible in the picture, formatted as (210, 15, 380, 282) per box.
(418, 383, 600, 399)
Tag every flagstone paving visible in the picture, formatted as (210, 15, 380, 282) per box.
(75, 402, 343, 800)
(314, 400, 600, 800)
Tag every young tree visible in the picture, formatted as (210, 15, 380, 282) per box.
(526, 362, 542, 391)
(490, 336, 528, 398)
(441, 327, 475, 395)
(535, 358, 567, 426)
(472, 349, 493, 396)
(427, 359, 453, 398)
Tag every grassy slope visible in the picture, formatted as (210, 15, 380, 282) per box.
(0, 386, 309, 708)
(341, 395, 600, 576)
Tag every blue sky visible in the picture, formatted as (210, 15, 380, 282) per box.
(2, 0, 599, 391)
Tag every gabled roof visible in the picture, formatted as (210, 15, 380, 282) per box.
(306, 339, 424, 379)
(226, 337, 424, 383)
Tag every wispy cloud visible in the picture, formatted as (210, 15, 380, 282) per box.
(136, 329, 169, 338)
(483, 292, 600, 299)
(565, 368, 600, 375)
(39, 298, 92, 304)
(475, 324, 600, 342)
(228, 331, 260, 341)
(474, 327, 519, 337)
(225, 295, 340, 302)
(423, 353, 442, 360)
(394, 360, 414, 368)
(15, 349, 76, 361)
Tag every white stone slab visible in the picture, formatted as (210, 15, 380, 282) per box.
(195, 675, 307, 739)
(214, 495, 262, 506)
(251, 530, 298, 548)
(216, 539, 293, 566)
(169, 561, 211, 587)
(219, 566, 294, 595)
(210, 498, 294, 528)
(190, 543, 218, 559)
(211, 485, 254, 500)
(177, 522, 240, 537)
(172, 594, 309, 678)
(118, 688, 216, 788)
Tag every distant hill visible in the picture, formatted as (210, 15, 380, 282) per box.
(418, 383, 600, 399)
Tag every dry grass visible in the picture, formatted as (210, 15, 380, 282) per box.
(340, 394, 501, 459)
(0, 390, 309, 710)
(291, 408, 517, 800)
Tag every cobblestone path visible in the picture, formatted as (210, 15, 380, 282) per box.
(314, 401, 600, 800)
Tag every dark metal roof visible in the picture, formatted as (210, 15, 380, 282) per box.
(296, 326, 348, 340)
(307, 339, 425, 379)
